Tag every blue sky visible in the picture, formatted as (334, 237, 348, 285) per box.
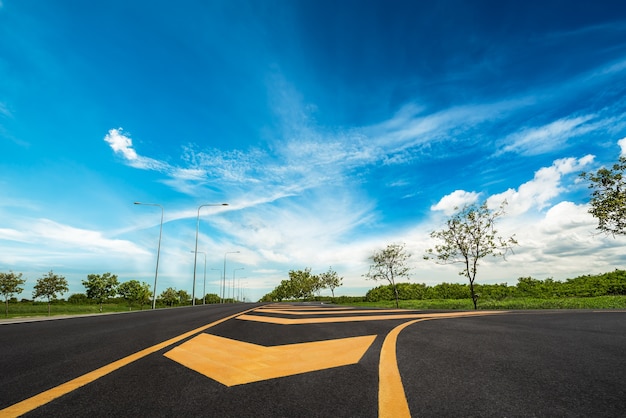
(2, 0, 626, 302)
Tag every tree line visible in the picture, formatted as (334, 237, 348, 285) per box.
(0, 270, 222, 317)
(260, 267, 342, 302)
(365, 270, 626, 302)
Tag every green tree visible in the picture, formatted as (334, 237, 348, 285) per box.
(118, 280, 151, 309)
(82, 272, 119, 312)
(177, 289, 191, 305)
(425, 202, 517, 309)
(581, 156, 626, 236)
(204, 293, 220, 304)
(363, 243, 411, 308)
(67, 293, 89, 304)
(160, 287, 179, 306)
(288, 268, 319, 301)
(33, 271, 69, 316)
(319, 267, 343, 297)
(0, 271, 26, 317)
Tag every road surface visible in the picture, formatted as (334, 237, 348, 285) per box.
(1, 304, 624, 417)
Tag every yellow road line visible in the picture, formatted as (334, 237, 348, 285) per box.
(238, 310, 505, 325)
(258, 305, 348, 310)
(379, 319, 428, 418)
(377, 311, 507, 418)
(0, 307, 257, 417)
(256, 308, 412, 315)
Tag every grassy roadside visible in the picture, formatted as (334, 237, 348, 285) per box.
(1, 302, 151, 319)
(2, 295, 625, 319)
(343, 295, 626, 310)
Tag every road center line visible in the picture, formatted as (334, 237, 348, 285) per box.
(0, 307, 258, 417)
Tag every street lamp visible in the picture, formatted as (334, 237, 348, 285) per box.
(222, 251, 239, 303)
(193, 203, 228, 306)
(190, 251, 206, 304)
(134, 202, 163, 310)
(232, 267, 244, 302)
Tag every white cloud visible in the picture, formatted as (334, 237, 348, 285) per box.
(367, 99, 529, 162)
(104, 128, 168, 171)
(497, 115, 595, 156)
(104, 128, 137, 160)
(431, 190, 480, 215)
(618, 136, 626, 156)
(0, 218, 147, 256)
(487, 155, 594, 215)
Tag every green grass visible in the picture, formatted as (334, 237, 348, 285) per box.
(343, 295, 626, 310)
(1, 302, 151, 319)
(3, 295, 625, 319)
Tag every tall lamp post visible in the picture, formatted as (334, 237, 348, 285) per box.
(134, 202, 163, 310)
(193, 203, 228, 306)
(190, 251, 206, 304)
(232, 267, 244, 302)
(222, 251, 239, 303)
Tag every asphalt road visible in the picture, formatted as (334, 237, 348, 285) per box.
(1, 305, 624, 417)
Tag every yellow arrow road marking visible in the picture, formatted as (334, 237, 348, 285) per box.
(164, 333, 377, 386)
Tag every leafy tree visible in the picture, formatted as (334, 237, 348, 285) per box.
(0, 271, 26, 317)
(67, 293, 89, 304)
(82, 272, 119, 312)
(177, 289, 191, 305)
(204, 293, 220, 304)
(363, 243, 411, 308)
(33, 271, 69, 316)
(425, 202, 517, 309)
(319, 267, 343, 297)
(287, 268, 319, 300)
(160, 287, 179, 306)
(365, 285, 395, 302)
(118, 280, 151, 309)
(428, 282, 470, 300)
(581, 156, 626, 236)
(261, 268, 331, 302)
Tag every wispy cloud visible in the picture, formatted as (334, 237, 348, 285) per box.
(0, 218, 147, 256)
(497, 115, 596, 156)
(0, 102, 11, 117)
(367, 99, 530, 162)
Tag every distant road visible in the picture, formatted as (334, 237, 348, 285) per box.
(1, 305, 624, 417)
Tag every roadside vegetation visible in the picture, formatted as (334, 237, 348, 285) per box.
(260, 270, 626, 309)
(0, 269, 224, 319)
(355, 270, 626, 309)
(0, 292, 224, 319)
(1, 270, 625, 318)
